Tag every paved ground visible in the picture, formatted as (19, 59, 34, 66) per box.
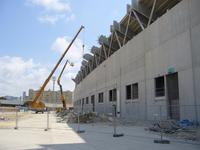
(0, 112, 199, 150)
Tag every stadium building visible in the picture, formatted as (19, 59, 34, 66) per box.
(73, 0, 200, 122)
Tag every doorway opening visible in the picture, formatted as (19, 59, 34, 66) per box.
(166, 73, 180, 120)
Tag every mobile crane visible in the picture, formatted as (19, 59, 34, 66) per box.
(57, 60, 74, 110)
(29, 26, 84, 112)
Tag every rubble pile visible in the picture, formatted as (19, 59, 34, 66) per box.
(56, 110, 69, 118)
(148, 120, 200, 142)
(56, 111, 112, 123)
(149, 120, 179, 133)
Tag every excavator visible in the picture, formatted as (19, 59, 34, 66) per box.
(27, 26, 84, 112)
(57, 60, 74, 110)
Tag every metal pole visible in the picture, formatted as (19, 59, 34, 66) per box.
(77, 112, 85, 133)
(154, 105, 170, 144)
(47, 110, 49, 129)
(14, 109, 18, 130)
(52, 76, 56, 109)
(159, 105, 162, 121)
(112, 104, 123, 137)
(113, 113, 117, 135)
(113, 104, 117, 135)
(45, 109, 49, 131)
(159, 105, 162, 139)
(77, 112, 80, 131)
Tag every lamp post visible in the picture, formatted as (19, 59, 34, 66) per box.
(52, 76, 56, 91)
(52, 76, 56, 108)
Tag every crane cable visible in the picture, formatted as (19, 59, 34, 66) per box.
(82, 28, 85, 59)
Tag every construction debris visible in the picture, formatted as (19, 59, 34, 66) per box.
(149, 120, 179, 133)
(148, 120, 200, 142)
(56, 111, 112, 123)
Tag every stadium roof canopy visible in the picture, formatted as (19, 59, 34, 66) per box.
(73, 0, 182, 84)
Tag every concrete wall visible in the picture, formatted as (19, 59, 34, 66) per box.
(190, 0, 200, 121)
(74, 0, 200, 121)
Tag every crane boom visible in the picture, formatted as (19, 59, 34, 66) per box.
(57, 60, 70, 109)
(31, 26, 84, 109)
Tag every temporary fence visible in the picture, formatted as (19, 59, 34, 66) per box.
(0, 107, 53, 130)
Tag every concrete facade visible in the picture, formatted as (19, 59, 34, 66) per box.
(73, 0, 200, 122)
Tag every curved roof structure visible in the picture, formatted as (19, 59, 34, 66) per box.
(73, 0, 182, 84)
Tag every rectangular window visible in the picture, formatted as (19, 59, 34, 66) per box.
(155, 76, 165, 97)
(109, 88, 117, 102)
(79, 99, 81, 105)
(126, 85, 132, 100)
(86, 97, 89, 104)
(91, 95, 95, 104)
(113, 89, 117, 101)
(98, 92, 104, 103)
(132, 83, 138, 99)
(109, 90, 113, 102)
(82, 98, 84, 105)
(126, 83, 139, 100)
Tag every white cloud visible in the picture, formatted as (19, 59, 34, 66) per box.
(0, 56, 76, 97)
(66, 13, 75, 22)
(51, 36, 87, 87)
(0, 56, 52, 96)
(38, 14, 65, 24)
(27, 0, 71, 12)
(26, 0, 75, 24)
(0, 37, 86, 96)
(51, 36, 84, 63)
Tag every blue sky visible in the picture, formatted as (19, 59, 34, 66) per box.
(0, 0, 130, 96)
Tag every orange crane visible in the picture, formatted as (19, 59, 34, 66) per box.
(57, 60, 74, 109)
(29, 26, 84, 112)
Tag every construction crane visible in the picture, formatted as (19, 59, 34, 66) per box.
(29, 26, 84, 112)
(57, 60, 74, 110)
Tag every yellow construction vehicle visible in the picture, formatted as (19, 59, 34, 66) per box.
(57, 60, 74, 110)
(28, 26, 84, 112)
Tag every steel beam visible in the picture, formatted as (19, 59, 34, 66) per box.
(114, 31, 122, 48)
(148, 0, 157, 26)
(132, 9, 145, 30)
(123, 11, 132, 45)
